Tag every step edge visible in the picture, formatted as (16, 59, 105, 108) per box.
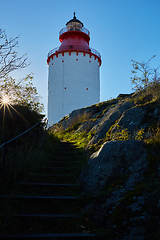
(0, 232, 98, 238)
(1, 195, 79, 199)
(8, 213, 81, 218)
(29, 174, 75, 176)
(18, 183, 78, 186)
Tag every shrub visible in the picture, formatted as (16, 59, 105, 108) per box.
(130, 55, 160, 101)
(0, 104, 56, 193)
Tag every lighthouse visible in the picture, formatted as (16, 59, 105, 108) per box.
(47, 13, 102, 125)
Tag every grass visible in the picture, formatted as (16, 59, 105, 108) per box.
(51, 92, 160, 159)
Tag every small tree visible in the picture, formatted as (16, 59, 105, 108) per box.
(0, 29, 29, 80)
(0, 28, 43, 112)
(130, 55, 160, 98)
(0, 73, 44, 113)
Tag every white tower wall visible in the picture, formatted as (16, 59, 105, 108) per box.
(48, 51, 100, 125)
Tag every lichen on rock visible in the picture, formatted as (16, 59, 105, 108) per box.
(79, 140, 148, 193)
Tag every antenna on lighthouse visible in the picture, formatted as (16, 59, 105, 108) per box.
(73, 11, 76, 19)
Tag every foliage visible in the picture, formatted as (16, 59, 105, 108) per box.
(0, 105, 43, 143)
(0, 105, 58, 193)
(130, 55, 160, 99)
(135, 128, 145, 140)
(144, 125, 160, 145)
(87, 131, 96, 141)
(51, 111, 97, 149)
(0, 28, 28, 80)
(0, 28, 43, 112)
(54, 129, 89, 149)
(52, 129, 95, 149)
(51, 88, 160, 161)
(0, 73, 44, 112)
(106, 125, 129, 141)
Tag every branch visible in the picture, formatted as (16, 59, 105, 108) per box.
(0, 29, 30, 80)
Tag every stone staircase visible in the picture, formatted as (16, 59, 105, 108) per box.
(0, 141, 98, 239)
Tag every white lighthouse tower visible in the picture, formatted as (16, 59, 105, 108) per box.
(47, 13, 102, 125)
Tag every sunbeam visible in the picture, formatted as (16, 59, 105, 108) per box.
(6, 104, 16, 125)
(9, 104, 29, 123)
(0, 93, 29, 138)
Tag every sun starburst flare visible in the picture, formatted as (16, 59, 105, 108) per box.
(0, 94, 10, 110)
(0, 93, 29, 134)
(2, 95, 10, 104)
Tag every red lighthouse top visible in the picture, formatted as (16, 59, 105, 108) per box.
(47, 13, 101, 66)
(59, 12, 90, 50)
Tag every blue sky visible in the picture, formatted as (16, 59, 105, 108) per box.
(1, 0, 160, 116)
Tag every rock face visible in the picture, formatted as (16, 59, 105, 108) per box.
(111, 106, 147, 135)
(79, 140, 148, 193)
(88, 100, 134, 146)
(79, 140, 160, 239)
(50, 94, 160, 239)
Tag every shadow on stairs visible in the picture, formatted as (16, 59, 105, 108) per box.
(0, 141, 100, 239)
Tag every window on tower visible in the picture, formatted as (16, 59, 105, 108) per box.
(67, 22, 83, 32)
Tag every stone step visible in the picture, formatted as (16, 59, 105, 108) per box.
(58, 155, 81, 159)
(39, 166, 67, 170)
(0, 214, 94, 236)
(0, 232, 98, 239)
(30, 174, 75, 177)
(1, 195, 79, 199)
(0, 142, 93, 238)
(17, 182, 79, 196)
(47, 160, 80, 164)
(18, 183, 78, 186)
(26, 173, 78, 183)
(13, 213, 81, 218)
(0, 194, 80, 214)
(44, 163, 80, 170)
(0, 195, 79, 208)
(33, 167, 81, 174)
(0, 199, 80, 215)
(57, 146, 76, 149)
(57, 144, 76, 149)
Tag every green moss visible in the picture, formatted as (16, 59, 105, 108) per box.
(60, 115, 69, 122)
(87, 131, 96, 141)
(90, 118, 97, 122)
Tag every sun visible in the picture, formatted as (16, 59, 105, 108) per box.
(2, 95, 10, 104)
(0, 94, 28, 124)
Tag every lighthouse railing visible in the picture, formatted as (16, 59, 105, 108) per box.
(47, 46, 101, 59)
(59, 26, 90, 37)
(90, 48, 101, 59)
(47, 47, 59, 58)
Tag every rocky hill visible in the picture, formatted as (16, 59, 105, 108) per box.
(50, 92, 160, 239)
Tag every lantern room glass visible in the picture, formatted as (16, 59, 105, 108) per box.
(66, 22, 83, 32)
